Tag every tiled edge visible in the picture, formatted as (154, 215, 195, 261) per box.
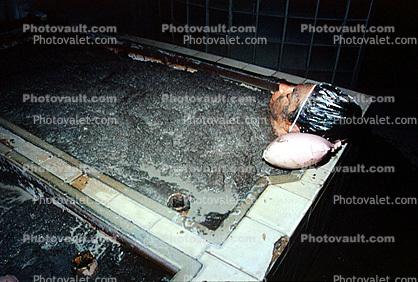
(41, 156, 83, 183)
(301, 145, 347, 187)
(81, 177, 120, 205)
(0, 127, 52, 164)
(173, 46, 201, 56)
(217, 57, 249, 70)
(246, 186, 311, 237)
(243, 64, 276, 76)
(107, 194, 162, 230)
(207, 217, 284, 280)
(277, 144, 348, 201)
(192, 253, 258, 282)
(0, 142, 12, 154)
(119, 35, 179, 52)
(272, 71, 306, 84)
(115, 36, 293, 81)
(79, 176, 209, 259)
(191, 51, 223, 63)
(150, 218, 209, 259)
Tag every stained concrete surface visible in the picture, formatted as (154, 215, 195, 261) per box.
(0, 173, 172, 281)
(0, 43, 282, 229)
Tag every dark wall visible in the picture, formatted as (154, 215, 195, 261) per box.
(5, 0, 417, 94)
(357, 0, 418, 96)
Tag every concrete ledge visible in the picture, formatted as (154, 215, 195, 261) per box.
(243, 64, 276, 77)
(217, 57, 249, 70)
(150, 218, 209, 259)
(207, 217, 284, 280)
(246, 187, 311, 236)
(272, 71, 306, 84)
(192, 253, 258, 282)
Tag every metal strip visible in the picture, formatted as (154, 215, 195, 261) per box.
(205, 0, 210, 53)
(252, 0, 261, 64)
(227, 0, 233, 57)
(278, 0, 290, 70)
(305, 0, 321, 77)
(170, 0, 175, 42)
(186, 0, 190, 47)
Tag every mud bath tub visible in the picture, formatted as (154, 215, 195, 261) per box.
(0, 44, 287, 229)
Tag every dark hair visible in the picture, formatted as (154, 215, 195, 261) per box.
(291, 83, 362, 140)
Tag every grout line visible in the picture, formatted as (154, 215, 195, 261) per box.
(149, 216, 163, 230)
(203, 251, 260, 280)
(268, 182, 314, 201)
(245, 214, 289, 237)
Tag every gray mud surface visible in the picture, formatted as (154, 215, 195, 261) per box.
(0, 44, 284, 229)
